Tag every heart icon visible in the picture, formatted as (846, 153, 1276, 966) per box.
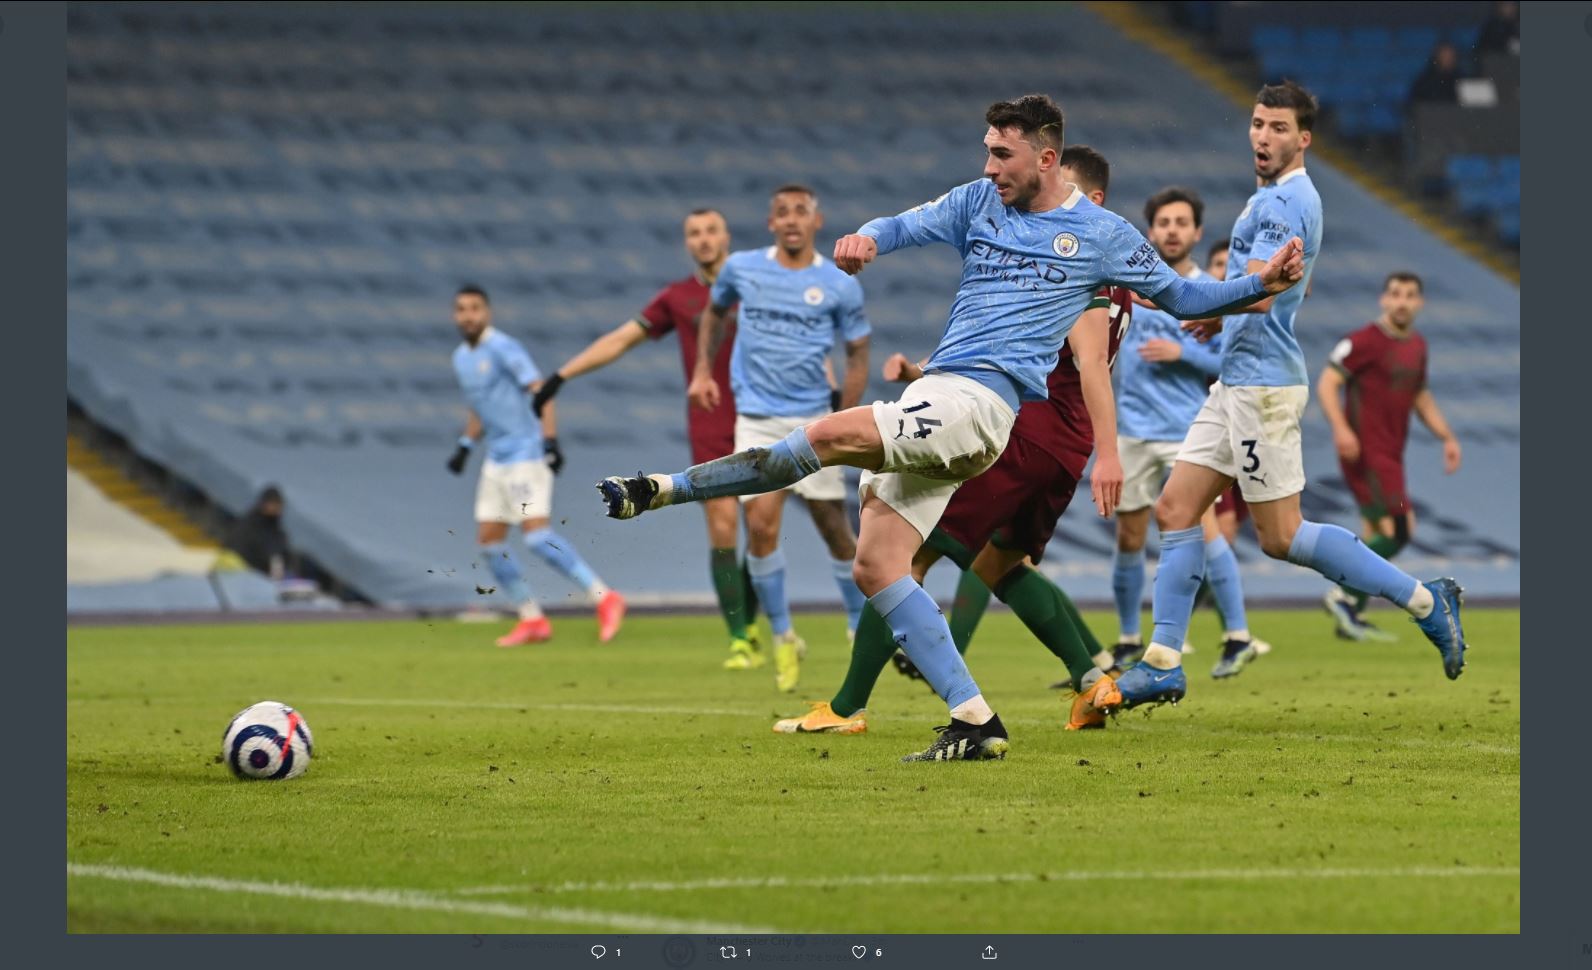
(852, 946, 866, 959)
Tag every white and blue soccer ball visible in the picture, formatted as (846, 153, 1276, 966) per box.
(222, 701, 314, 780)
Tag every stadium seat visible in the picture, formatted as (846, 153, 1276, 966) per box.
(1395, 26, 1442, 53)
(1300, 27, 1344, 55)
(1495, 206, 1520, 247)
(1446, 154, 1497, 185)
(1251, 25, 1296, 53)
(1347, 26, 1394, 54)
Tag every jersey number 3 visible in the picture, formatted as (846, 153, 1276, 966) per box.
(1240, 439, 1261, 473)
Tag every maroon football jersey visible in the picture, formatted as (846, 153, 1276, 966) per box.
(638, 273, 738, 441)
(1330, 321, 1429, 461)
(1009, 286, 1134, 477)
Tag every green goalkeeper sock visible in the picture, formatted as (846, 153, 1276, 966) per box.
(993, 566, 1097, 688)
(949, 569, 993, 656)
(742, 559, 761, 628)
(830, 604, 897, 718)
(709, 548, 750, 640)
(1342, 533, 1402, 612)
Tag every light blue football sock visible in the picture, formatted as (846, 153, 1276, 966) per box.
(524, 527, 602, 596)
(1149, 526, 1205, 654)
(1112, 548, 1145, 639)
(1287, 521, 1419, 608)
(669, 427, 821, 504)
(1203, 536, 1249, 635)
(832, 557, 866, 633)
(870, 576, 980, 709)
(747, 549, 793, 637)
(480, 543, 533, 605)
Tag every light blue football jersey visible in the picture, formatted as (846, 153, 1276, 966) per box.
(452, 327, 543, 463)
(710, 247, 870, 418)
(1117, 264, 1226, 442)
(860, 179, 1185, 404)
(1218, 168, 1323, 387)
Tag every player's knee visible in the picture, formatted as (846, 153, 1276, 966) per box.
(851, 553, 902, 598)
(1257, 530, 1294, 560)
(1153, 493, 1199, 533)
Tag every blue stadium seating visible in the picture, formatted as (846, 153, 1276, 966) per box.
(66, 2, 1521, 606)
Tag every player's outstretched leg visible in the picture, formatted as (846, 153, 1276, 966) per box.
(1114, 524, 1198, 709)
(523, 527, 626, 642)
(598, 428, 823, 519)
(1282, 520, 1465, 679)
(481, 544, 553, 647)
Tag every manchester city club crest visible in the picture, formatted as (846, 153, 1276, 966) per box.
(803, 286, 825, 306)
(1052, 232, 1079, 258)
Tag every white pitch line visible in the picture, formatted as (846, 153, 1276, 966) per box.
(453, 865, 1519, 897)
(67, 863, 781, 934)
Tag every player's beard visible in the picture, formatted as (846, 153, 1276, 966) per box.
(1008, 171, 1043, 210)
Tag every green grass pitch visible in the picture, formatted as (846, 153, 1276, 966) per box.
(67, 607, 1518, 934)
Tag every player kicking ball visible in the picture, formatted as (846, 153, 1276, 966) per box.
(772, 144, 1131, 738)
(1317, 271, 1462, 641)
(446, 285, 626, 646)
(598, 95, 1302, 761)
(1113, 83, 1466, 716)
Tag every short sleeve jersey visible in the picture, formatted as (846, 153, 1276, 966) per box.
(452, 328, 543, 463)
(709, 247, 870, 418)
(1329, 321, 1429, 462)
(1217, 168, 1324, 387)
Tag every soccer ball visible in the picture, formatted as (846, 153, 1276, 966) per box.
(222, 701, 314, 780)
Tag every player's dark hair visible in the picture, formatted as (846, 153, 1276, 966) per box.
(1384, 271, 1424, 293)
(687, 207, 723, 220)
(1206, 238, 1230, 265)
(1255, 80, 1318, 132)
(1058, 144, 1109, 195)
(456, 283, 490, 304)
(771, 184, 819, 209)
(985, 94, 1065, 153)
(1143, 186, 1205, 229)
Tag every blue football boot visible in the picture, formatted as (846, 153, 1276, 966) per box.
(1413, 578, 1467, 680)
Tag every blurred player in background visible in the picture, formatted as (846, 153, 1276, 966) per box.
(1112, 188, 1270, 679)
(681, 185, 872, 692)
(447, 285, 626, 646)
(532, 209, 763, 666)
(1317, 271, 1461, 641)
(599, 95, 1303, 762)
(774, 145, 1129, 737)
(1114, 82, 1467, 715)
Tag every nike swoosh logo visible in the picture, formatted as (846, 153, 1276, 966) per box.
(1148, 671, 1175, 684)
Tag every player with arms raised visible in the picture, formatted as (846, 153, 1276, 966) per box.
(1318, 271, 1461, 641)
(1113, 83, 1467, 714)
(598, 95, 1302, 762)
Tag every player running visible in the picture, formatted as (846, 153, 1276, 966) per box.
(597, 94, 1303, 762)
(446, 285, 626, 646)
(531, 209, 764, 668)
(676, 185, 871, 692)
(1112, 187, 1270, 679)
(1317, 271, 1462, 641)
(773, 144, 1130, 738)
(1114, 82, 1467, 714)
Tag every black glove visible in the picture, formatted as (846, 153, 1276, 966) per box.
(446, 438, 472, 476)
(531, 373, 565, 417)
(830, 388, 842, 412)
(544, 437, 565, 475)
